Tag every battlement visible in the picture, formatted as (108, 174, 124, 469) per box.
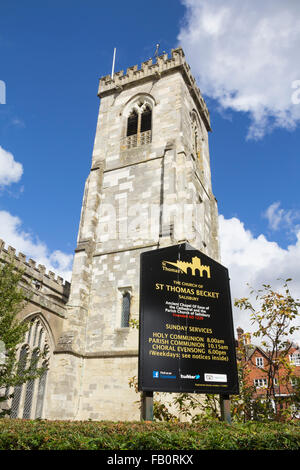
(98, 47, 211, 131)
(0, 239, 71, 294)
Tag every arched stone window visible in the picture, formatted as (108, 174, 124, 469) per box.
(9, 315, 51, 419)
(121, 291, 131, 328)
(191, 111, 204, 166)
(190, 110, 205, 180)
(122, 95, 155, 150)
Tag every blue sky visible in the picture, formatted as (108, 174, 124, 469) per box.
(1, 0, 300, 341)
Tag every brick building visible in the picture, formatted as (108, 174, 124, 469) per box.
(237, 327, 300, 418)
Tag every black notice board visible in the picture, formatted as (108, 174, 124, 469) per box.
(138, 243, 239, 395)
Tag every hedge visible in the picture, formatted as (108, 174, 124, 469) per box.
(0, 419, 299, 450)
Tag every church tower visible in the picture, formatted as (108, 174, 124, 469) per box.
(45, 48, 220, 421)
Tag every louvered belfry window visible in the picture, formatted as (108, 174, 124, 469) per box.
(140, 105, 151, 133)
(123, 101, 152, 149)
(127, 109, 138, 136)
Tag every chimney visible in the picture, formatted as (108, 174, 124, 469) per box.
(237, 327, 251, 347)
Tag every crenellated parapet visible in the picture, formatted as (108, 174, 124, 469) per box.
(98, 47, 211, 132)
(0, 239, 70, 315)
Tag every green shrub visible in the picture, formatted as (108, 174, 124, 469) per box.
(0, 419, 299, 450)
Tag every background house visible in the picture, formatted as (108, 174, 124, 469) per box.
(236, 327, 300, 419)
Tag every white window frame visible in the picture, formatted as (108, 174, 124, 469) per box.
(289, 353, 300, 366)
(290, 377, 299, 386)
(256, 357, 264, 368)
(254, 378, 267, 388)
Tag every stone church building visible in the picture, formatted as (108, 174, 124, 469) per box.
(1, 47, 220, 421)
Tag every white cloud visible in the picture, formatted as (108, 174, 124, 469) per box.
(219, 214, 300, 345)
(0, 210, 73, 281)
(178, 0, 300, 139)
(0, 145, 72, 280)
(263, 201, 300, 232)
(263, 202, 286, 231)
(0, 146, 23, 187)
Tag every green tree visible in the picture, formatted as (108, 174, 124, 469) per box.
(0, 260, 46, 417)
(234, 279, 300, 421)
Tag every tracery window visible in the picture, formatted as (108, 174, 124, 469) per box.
(122, 99, 152, 150)
(9, 316, 51, 419)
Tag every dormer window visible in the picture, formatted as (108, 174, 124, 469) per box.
(256, 357, 264, 368)
(122, 98, 153, 150)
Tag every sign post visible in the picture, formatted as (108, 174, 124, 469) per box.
(220, 394, 231, 424)
(138, 243, 239, 421)
(141, 391, 154, 421)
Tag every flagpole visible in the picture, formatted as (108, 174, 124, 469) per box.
(111, 47, 116, 79)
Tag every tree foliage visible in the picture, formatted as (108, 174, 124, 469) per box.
(234, 279, 300, 421)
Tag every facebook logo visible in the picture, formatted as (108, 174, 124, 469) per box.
(153, 371, 159, 378)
